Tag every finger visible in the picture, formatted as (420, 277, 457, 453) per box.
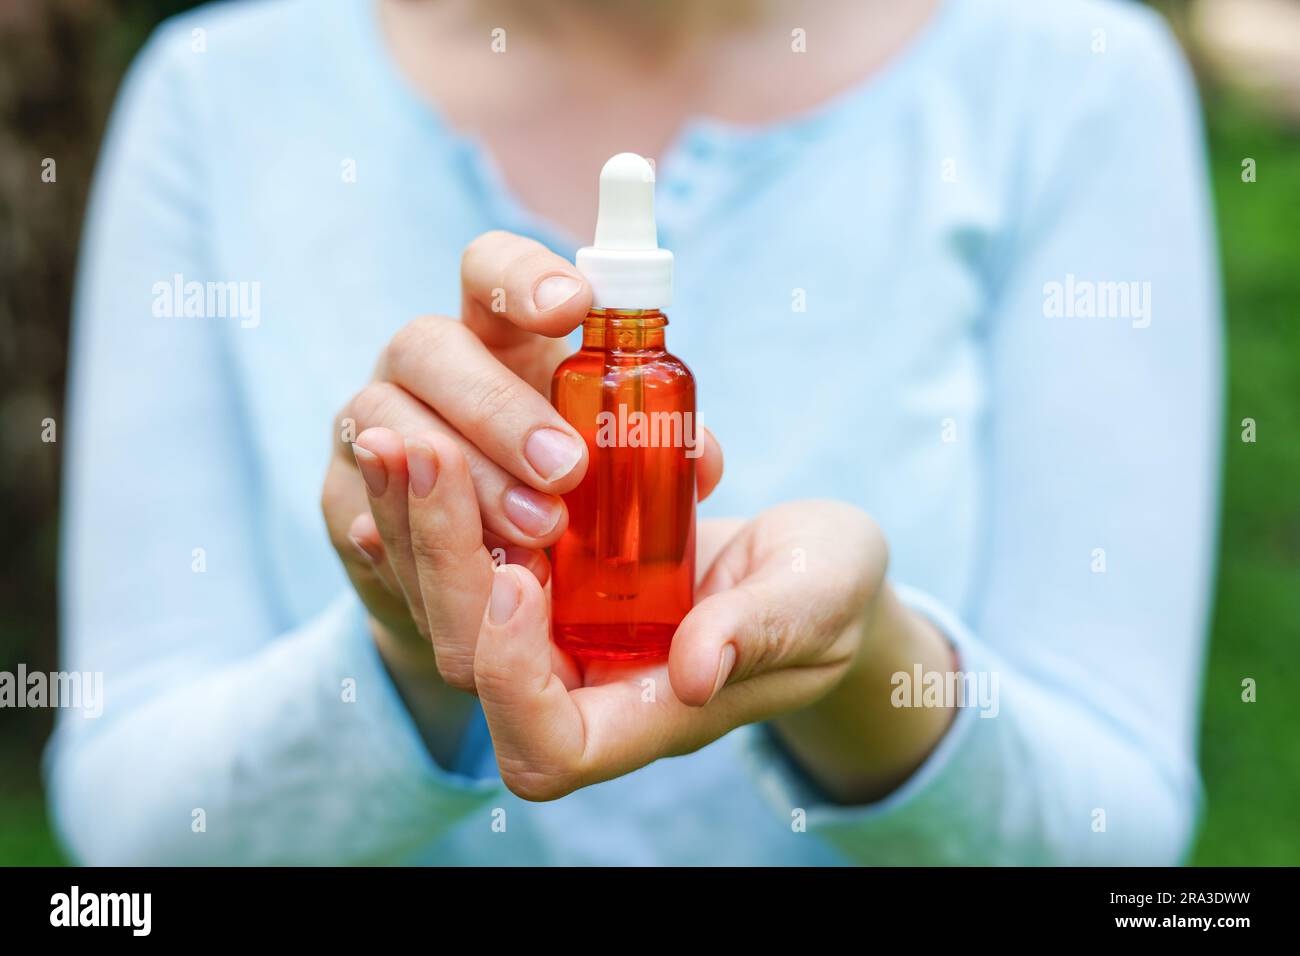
(475, 542, 582, 690)
(474, 565, 589, 799)
(321, 450, 374, 562)
(482, 544, 571, 685)
(460, 230, 592, 348)
(352, 427, 430, 633)
(696, 517, 747, 587)
(404, 431, 497, 691)
(476, 567, 726, 801)
(344, 381, 568, 548)
(321, 455, 409, 632)
(482, 530, 551, 587)
(347, 510, 401, 596)
(696, 425, 724, 503)
(343, 511, 424, 641)
(379, 315, 588, 493)
(669, 561, 869, 710)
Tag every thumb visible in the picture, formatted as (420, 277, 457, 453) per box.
(668, 575, 846, 710)
(474, 565, 586, 800)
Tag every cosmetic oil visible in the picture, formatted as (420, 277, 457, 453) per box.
(550, 153, 697, 661)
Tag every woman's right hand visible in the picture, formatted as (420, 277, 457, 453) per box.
(320, 230, 724, 699)
(321, 231, 594, 689)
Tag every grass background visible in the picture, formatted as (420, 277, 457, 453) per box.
(1192, 94, 1300, 866)
(1, 3, 1297, 866)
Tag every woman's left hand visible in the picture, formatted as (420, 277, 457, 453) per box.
(465, 500, 958, 804)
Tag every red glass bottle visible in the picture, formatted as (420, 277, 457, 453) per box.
(549, 152, 695, 661)
(551, 308, 696, 661)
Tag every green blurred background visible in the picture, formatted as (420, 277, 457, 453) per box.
(1, 0, 1296, 865)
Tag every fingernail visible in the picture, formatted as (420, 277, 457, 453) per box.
(524, 428, 583, 482)
(349, 533, 381, 564)
(504, 486, 563, 537)
(405, 439, 439, 498)
(489, 567, 520, 625)
(533, 275, 582, 312)
(709, 644, 737, 703)
(352, 444, 387, 497)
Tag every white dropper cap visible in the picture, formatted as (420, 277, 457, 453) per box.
(575, 153, 673, 310)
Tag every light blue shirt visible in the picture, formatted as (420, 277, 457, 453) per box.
(48, 0, 1221, 864)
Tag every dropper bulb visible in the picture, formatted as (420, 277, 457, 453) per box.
(575, 151, 673, 309)
(593, 153, 659, 251)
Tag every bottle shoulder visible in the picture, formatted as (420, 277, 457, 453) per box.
(554, 348, 694, 385)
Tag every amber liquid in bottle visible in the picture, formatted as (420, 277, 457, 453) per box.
(550, 308, 697, 661)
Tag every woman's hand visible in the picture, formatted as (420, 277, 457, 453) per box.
(462, 499, 956, 804)
(319, 231, 723, 711)
(320, 230, 948, 798)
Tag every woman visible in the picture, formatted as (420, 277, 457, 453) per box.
(49, 0, 1220, 864)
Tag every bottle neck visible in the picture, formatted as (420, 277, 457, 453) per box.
(582, 309, 667, 352)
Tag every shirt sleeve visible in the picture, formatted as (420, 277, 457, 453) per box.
(736, 8, 1221, 865)
(44, 21, 501, 865)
